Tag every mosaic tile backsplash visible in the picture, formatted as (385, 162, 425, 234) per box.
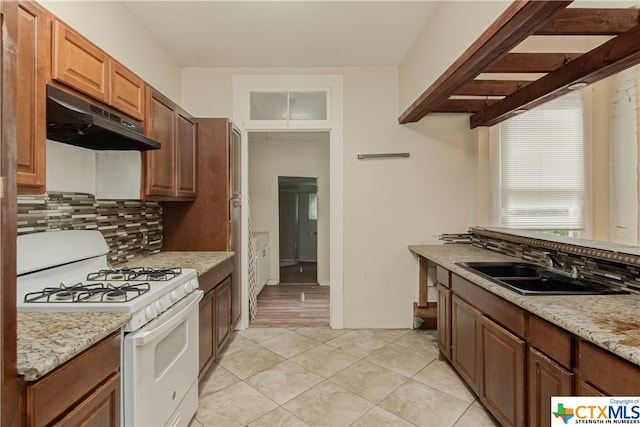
(18, 192, 162, 264)
(468, 228, 640, 292)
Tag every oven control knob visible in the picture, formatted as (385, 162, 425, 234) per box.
(155, 300, 165, 312)
(145, 306, 156, 320)
(170, 290, 181, 303)
(183, 282, 193, 293)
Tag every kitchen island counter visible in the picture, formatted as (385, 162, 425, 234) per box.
(410, 244, 640, 366)
(17, 312, 131, 381)
(114, 251, 234, 277)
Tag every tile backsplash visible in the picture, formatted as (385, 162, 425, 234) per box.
(18, 192, 162, 264)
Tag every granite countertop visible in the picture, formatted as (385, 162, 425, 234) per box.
(114, 251, 235, 276)
(409, 244, 640, 366)
(18, 312, 131, 381)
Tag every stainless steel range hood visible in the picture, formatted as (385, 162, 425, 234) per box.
(46, 85, 160, 151)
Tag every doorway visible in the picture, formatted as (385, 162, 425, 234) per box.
(278, 176, 318, 284)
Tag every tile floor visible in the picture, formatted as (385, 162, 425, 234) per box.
(189, 328, 500, 427)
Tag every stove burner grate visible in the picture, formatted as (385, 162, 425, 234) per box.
(24, 282, 151, 303)
(86, 267, 182, 282)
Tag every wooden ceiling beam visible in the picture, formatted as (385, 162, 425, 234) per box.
(453, 80, 531, 96)
(469, 23, 640, 128)
(535, 8, 640, 35)
(398, 0, 573, 124)
(486, 52, 583, 73)
(432, 99, 495, 114)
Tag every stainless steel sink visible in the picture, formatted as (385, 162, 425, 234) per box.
(456, 261, 629, 295)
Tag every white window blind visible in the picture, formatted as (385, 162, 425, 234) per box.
(499, 92, 585, 229)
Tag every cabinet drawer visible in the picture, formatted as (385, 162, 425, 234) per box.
(436, 265, 450, 288)
(26, 332, 120, 427)
(528, 315, 572, 369)
(452, 273, 525, 337)
(578, 340, 640, 395)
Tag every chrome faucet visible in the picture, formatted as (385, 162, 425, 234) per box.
(542, 252, 579, 279)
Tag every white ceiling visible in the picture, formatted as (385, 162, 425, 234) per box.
(119, 1, 440, 67)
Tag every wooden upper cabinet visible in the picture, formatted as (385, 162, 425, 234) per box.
(16, 0, 48, 194)
(51, 18, 144, 121)
(143, 86, 197, 201)
(52, 18, 109, 103)
(110, 62, 144, 121)
(176, 109, 197, 199)
(144, 86, 176, 199)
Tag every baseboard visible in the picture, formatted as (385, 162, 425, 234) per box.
(266, 279, 279, 286)
(318, 280, 330, 286)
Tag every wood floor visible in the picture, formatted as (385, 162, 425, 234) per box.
(250, 283, 329, 327)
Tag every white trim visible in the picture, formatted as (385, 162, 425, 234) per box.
(233, 74, 344, 329)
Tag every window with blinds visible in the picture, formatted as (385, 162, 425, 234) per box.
(498, 91, 585, 230)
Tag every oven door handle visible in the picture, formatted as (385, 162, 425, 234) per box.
(132, 290, 203, 347)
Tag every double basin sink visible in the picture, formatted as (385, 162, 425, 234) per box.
(456, 262, 628, 295)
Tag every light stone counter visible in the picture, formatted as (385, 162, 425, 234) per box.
(114, 251, 234, 277)
(409, 244, 640, 366)
(18, 312, 131, 381)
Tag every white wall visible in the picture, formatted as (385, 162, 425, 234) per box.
(39, 1, 182, 198)
(248, 132, 330, 286)
(182, 67, 477, 328)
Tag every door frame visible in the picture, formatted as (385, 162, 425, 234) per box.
(232, 74, 344, 329)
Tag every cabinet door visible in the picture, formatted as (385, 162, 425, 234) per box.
(451, 294, 481, 393)
(55, 372, 121, 427)
(479, 316, 526, 427)
(436, 283, 451, 360)
(16, 0, 47, 194)
(175, 109, 197, 199)
(528, 347, 573, 427)
(51, 19, 109, 103)
(110, 61, 144, 121)
(215, 277, 232, 351)
(144, 86, 176, 198)
(198, 289, 215, 377)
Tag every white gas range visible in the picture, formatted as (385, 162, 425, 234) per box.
(17, 230, 202, 427)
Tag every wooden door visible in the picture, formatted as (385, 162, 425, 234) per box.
(175, 109, 197, 199)
(51, 19, 109, 103)
(479, 316, 526, 427)
(110, 62, 144, 121)
(451, 294, 481, 393)
(528, 347, 573, 427)
(436, 283, 451, 360)
(56, 372, 120, 427)
(215, 278, 232, 351)
(16, 0, 46, 194)
(0, 1, 19, 424)
(144, 86, 176, 198)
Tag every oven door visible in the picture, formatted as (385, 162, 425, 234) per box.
(123, 290, 203, 427)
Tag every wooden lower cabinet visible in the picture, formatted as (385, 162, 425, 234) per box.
(198, 288, 215, 376)
(577, 340, 640, 395)
(451, 294, 481, 393)
(479, 317, 525, 427)
(24, 332, 121, 427)
(528, 348, 573, 427)
(215, 278, 232, 349)
(436, 283, 452, 360)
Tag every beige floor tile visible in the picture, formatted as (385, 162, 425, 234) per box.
(246, 360, 324, 405)
(196, 382, 278, 426)
(360, 329, 411, 342)
(294, 327, 350, 343)
(326, 330, 389, 358)
(413, 359, 475, 403)
(248, 407, 310, 426)
(379, 380, 471, 427)
(352, 406, 417, 426)
(198, 363, 240, 399)
(217, 345, 285, 379)
(291, 343, 359, 378)
(188, 416, 204, 427)
(454, 404, 500, 426)
(216, 333, 260, 358)
(393, 330, 441, 357)
(283, 380, 374, 426)
(259, 330, 322, 358)
(239, 327, 292, 343)
(364, 343, 430, 377)
(329, 360, 408, 404)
